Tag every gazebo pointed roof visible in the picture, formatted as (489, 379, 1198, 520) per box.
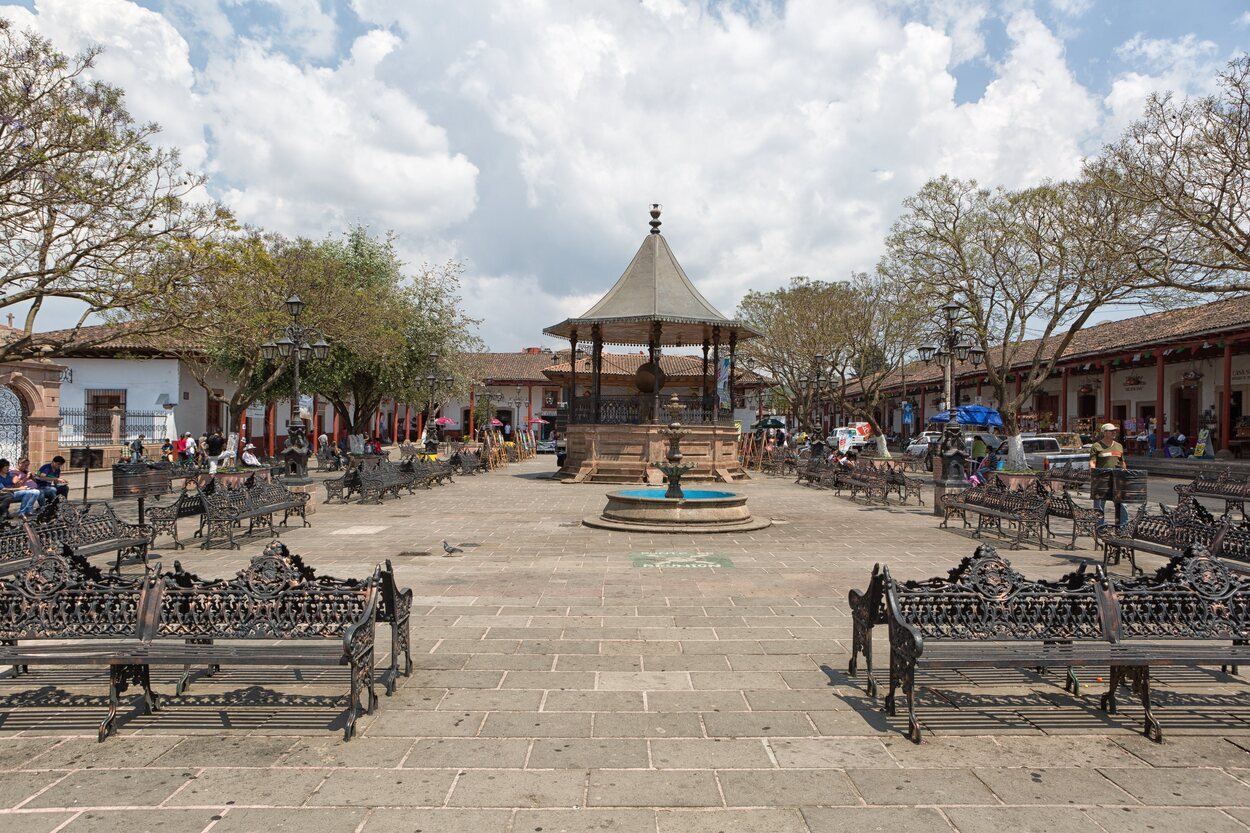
(543, 206, 758, 347)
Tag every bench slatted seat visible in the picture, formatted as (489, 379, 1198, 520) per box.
(939, 478, 1047, 550)
(1175, 468, 1250, 518)
(324, 468, 358, 504)
(0, 524, 38, 575)
(0, 543, 161, 740)
(244, 477, 310, 528)
(795, 458, 832, 487)
(884, 466, 926, 506)
(879, 546, 1108, 742)
(28, 502, 153, 574)
(1042, 485, 1101, 550)
(154, 541, 381, 740)
(355, 461, 405, 504)
(451, 450, 483, 475)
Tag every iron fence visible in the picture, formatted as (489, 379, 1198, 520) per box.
(571, 395, 731, 425)
(59, 408, 170, 446)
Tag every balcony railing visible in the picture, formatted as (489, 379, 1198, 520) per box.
(59, 408, 170, 446)
(570, 395, 732, 426)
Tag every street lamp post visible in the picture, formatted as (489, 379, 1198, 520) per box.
(798, 353, 827, 438)
(419, 354, 454, 449)
(260, 295, 330, 484)
(919, 301, 985, 515)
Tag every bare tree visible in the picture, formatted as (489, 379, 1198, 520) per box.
(1092, 55, 1250, 293)
(736, 277, 853, 432)
(886, 176, 1147, 468)
(0, 21, 226, 363)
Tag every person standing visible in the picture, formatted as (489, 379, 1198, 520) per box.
(129, 434, 145, 463)
(1090, 422, 1128, 529)
(205, 430, 227, 474)
(183, 432, 198, 463)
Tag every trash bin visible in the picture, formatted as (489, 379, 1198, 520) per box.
(1090, 469, 1148, 503)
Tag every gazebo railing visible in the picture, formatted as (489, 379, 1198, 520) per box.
(571, 395, 731, 426)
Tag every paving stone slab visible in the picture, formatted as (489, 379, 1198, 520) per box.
(362, 808, 512, 833)
(529, 739, 650, 769)
(448, 769, 588, 808)
(718, 769, 860, 806)
(1101, 766, 1250, 805)
(0, 811, 74, 833)
(513, 808, 657, 833)
(210, 807, 369, 833)
(656, 808, 808, 833)
(587, 770, 722, 807)
(847, 768, 1000, 806)
(309, 769, 456, 806)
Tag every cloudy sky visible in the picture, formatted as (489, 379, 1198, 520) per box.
(4, 0, 1248, 350)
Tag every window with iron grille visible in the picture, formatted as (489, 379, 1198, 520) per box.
(85, 389, 126, 440)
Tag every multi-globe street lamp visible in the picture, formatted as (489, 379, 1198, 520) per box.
(260, 294, 330, 483)
(420, 353, 454, 447)
(918, 300, 985, 513)
(798, 353, 828, 436)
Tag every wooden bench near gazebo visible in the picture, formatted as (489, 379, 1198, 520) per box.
(543, 205, 757, 484)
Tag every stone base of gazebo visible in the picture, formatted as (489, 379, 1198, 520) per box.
(556, 423, 745, 484)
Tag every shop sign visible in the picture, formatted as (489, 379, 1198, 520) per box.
(1123, 375, 1144, 392)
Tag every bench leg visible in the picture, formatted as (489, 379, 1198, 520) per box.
(1100, 666, 1125, 714)
(1, 638, 26, 676)
(101, 664, 143, 742)
(1129, 666, 1161, 742)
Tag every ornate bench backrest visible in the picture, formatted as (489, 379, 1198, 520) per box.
(886, 545, 1107, 642)
(0, 546, 154, 639)
(1103, 545, 1250, 641)
(155, 541, 378, 640)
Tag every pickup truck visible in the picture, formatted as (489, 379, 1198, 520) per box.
(994, 436, 1087, 471)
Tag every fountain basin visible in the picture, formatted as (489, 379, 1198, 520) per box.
(583, 488, 772, 533)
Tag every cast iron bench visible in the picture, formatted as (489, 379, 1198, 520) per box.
(155, 541, 382, 739)
(939, 479, 1048, 550)
(1096, 545, 1250, 741)
(27, 502, 153, 573)
(201, 478, 295, 550)
(355, 461, 406, 504)
(245, 476, 310, 528)
(1175, 469, 1250, 518)
(324, 468, 358, 503)
(0, 544, 161, 740)
(1042, 485, 1101, 550)
(1098, 503, 1228, 575)
(146, 488, 206, 550)
(836, 465, 892, 505)
(874, 545, 1109, 742)
(884, 465, 926, 505)
(795, 458, 832, 486)
(451, 450, 483, 475)
(1043, 460, 1091, 493)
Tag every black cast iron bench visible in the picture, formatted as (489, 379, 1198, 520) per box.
(155, 541, 381, 740)
(876, 545, 1109, 742)
(1043, 460, 1091, 493)
(1175, 468, 1250, 518)
(1042, 485, 1101, 550)
(200, 479, 288, 550)
(836, 465, 892, 505)
(28, 502, 153, 573)
(1096, 545, 1250, 741)
(939, 479, 1048, 550)
(146, 488, 206, 550)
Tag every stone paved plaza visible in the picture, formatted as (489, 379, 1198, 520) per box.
(1, 460, 1250, 832)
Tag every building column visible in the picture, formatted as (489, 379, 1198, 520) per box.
(527, 385, 534, 427)
(1156, 350, 1166, 448)
(1223, 341, 1233, 452)
(728, 331, 738, 424)
(404, 405, 411, 442)
(468, 387, 476, 441)
(1061, 367, 1069, 432)
(568, 330, 578, 425)
(1102, 363, 1112, 424)
(266, 401, 275, 457)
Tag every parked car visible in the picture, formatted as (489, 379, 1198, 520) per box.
(994, 436, 1087, 471)
(904, 431, 943, 457)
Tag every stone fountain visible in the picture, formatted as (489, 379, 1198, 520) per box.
(583, 394, 771, 533)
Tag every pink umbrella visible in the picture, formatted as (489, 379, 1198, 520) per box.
(433, 416, 455, 426)
(490, 418, 504, 426)
(529, 417, 549, 424)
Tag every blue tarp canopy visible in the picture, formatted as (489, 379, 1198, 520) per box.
(928, 405, 1004, 428)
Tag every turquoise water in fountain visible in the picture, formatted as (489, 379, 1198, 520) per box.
(616, 488, 735, 500)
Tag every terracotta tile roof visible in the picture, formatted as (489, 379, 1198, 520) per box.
(878, 295, 1250, 391)
(32, 323, 198, 355)
(463, 351, 563, 383)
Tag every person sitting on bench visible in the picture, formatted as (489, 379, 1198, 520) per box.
(36, 455, 70, 501)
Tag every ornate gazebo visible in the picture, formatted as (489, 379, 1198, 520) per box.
(543, 205, 758, 483)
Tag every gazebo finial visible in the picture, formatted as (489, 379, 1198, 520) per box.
(649, 203, 662, 234)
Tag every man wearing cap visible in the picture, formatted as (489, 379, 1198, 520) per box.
(1090, 423, 1128, 529)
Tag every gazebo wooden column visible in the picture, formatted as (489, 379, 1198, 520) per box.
(592, 324, 603, 424)
(649, 321, 662, 423)
(701, 336, 710, 414)
(568, 330, 578, 425)
(711, 326, 721, 411)
(729, 331, 738, 418)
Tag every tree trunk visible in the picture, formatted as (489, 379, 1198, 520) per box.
(1002, 409, 1026, 470)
